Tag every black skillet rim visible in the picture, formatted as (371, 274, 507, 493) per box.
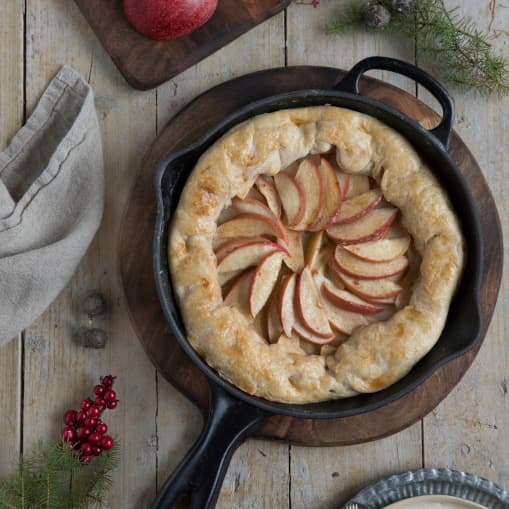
(153, 88, 484, 420)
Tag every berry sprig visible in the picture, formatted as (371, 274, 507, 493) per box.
(62, 374, 118, 464)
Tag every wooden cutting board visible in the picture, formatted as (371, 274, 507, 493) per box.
(74, 0, 291, 90)
(119, 66, 503, 446)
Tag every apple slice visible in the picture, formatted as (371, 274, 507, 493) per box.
(274, 171, 306, 226)
(217, 213, 285, 240)
(342, 236, 411, 262)
(224, 270, 254, 314)
(334, 246, 408, 280)
(249, 252, 284, 317)
(217, 241, 285, 273)
(329, 262, 403, 300)
(326, 208, 397, 244)
(293, 320, 334, 344)
(296, 267, 333, 338)
(255, 175, 282, 218)
(345, 174, 370, 198)
(312, 159, 342, 229)
(214, 236, 267, 262)
(232, 198, 288, 243)
(335, 170, 351, 199)
(322, 298, 369, 335)
(218, 269, 244, 286)
(367, 295, 398, 305)
(267, 292, 283, 343)
(293, 159, 325, 230)
(331, 189, 382, 225)
(278, 274, 298, 337)
(305, 231, 323, 269)
(280, 229, 304, 272)
(322, 280, 384, 315)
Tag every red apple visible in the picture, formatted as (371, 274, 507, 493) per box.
(124, 0, 218, 41)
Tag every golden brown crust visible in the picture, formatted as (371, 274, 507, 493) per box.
(169, 106, 464, 403)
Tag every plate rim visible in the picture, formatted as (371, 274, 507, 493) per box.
(348, 468, 509, 509)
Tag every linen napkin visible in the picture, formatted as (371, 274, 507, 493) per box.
(0, 66, 104, 346)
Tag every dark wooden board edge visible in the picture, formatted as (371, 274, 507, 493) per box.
(74, 0, 292, 90)
(118, 66, 503, 445)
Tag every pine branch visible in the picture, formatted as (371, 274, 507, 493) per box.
(0, 442, 120, 509)
(328, 0, 509, 95)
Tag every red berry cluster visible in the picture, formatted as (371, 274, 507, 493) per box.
(61, 375, 118, 463)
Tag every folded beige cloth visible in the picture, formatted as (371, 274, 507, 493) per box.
(0, 66, 104, 346)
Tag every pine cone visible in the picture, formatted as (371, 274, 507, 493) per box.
(365, 4, 391, 29)
(392, 0, 413, 14)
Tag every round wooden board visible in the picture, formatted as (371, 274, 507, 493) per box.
(119, 66, 503, 446)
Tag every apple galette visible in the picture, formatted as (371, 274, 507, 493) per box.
(169, 106, 464, 403)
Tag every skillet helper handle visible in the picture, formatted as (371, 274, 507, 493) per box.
(151, 381, 268, 509)
(335, 56, 455, 149)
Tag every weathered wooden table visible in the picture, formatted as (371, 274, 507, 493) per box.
(1, 2, 507, 508)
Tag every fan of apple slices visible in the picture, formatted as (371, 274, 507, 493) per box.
(215, 155, 414, 352)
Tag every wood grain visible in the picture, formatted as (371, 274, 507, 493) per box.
(74, 0, 291, 90)
(421, 1, 509, 485)
(0, 0, 23, 477)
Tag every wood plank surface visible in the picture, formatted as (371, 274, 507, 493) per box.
(154, 14, 291, 509)
(421, 0, 509, 484)
(0, 0, 23, 479)
(285, 3, 423, 507)
(22, 1, 159, 507)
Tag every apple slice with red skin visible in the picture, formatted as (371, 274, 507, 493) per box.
(335, 171, 350, 199)
(329, 260, 403, 300)
(296, 268, 333, 338)
(321, 298, 369, 335)
(331, 190, 382, 225)
(334, 246, 408, 280)
(345, 175, 370, 198)
(217, 241, 286, 273)
(249, 251, 284, 317)
(255, 175, 282, 218)
(224, 270, 254, 314)
(326, 208, 397, 244)
(214, 236, 268, 262)
(274, 172, 306, 226)
(232, 198, 288, 243)
(342, 236, 411, 262)
(217, 213, 287, 240)
(280, 229, 304, 272)
(311, 159, 342, 230)
(293, 320, 334, 344)
(278, 274, 298, 337)
(292, 160, 325, 231)
(322, 280, 384, 315)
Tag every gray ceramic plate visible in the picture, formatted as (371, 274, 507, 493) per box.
(347, 469, 509, 509)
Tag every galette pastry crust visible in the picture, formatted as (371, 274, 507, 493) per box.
(169, 106, 464, 403)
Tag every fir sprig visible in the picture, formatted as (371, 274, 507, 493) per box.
(328, 0, 509, 95)
(0, 441, 120, 509)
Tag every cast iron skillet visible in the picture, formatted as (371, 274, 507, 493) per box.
(152, 57, 483, 509)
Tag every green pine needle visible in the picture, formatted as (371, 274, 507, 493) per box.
(0, 441, 120, 509)
(328, 0, 509, 96)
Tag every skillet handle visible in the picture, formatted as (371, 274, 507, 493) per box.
(151, 380, 268, 509)
(335, 56, 455, 149)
